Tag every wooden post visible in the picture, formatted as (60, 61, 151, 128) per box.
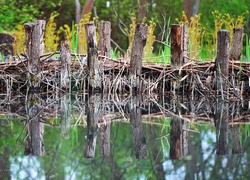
(130, 23, 148, 93)
(85, 22, 102, 92)
(216, 30, 230, 97)
(170, 24, 188, 69)
(230, 28, 243, 60)
(60, 41, 71, 91)
(170, 24, 188, 93)
(99, 21, 111, 58)
(24, 20, 45, 90)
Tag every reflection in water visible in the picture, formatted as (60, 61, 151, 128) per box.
(24, 91, 45, 156)
(60, 93, 71, 139)
(129, 95, 147, 159)
(170, 99, 189, 159)
(0, 93, 250, 179)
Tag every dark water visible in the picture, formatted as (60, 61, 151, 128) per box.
(0, 92, 250, 180)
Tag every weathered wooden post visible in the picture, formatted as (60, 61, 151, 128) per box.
(230, 28, 243, 60)
(98, 123, 111, 156)
(170, 24, 188, 69)
(130, 23, 148, 93)
(170, 24, 188, 93)
(85, 22, 102, 92)
(60, 41, 71, 91)
(216, 30, 230, 97)
(99, 21, 111, 58)
(24, 20, 45, 90)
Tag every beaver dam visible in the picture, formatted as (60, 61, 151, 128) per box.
(0, 21, 250, 100)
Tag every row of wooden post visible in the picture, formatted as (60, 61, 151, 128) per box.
(24, 20, 244, 95)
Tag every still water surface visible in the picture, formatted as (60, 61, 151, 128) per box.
(0, 93, 250, 179)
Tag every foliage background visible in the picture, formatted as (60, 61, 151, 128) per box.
(0, 0, 250, 56)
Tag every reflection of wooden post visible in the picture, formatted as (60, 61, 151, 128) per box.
(130, 24, 148, 93)
(216, 30, 229, 97)
(215, 99, 228, 155)
(85, 22, 101, 91)
(24, 20, 45, 90)
(170, 116, 182, 159)
(130, 95, 147, 159)
(24, 92, 45, 156)
(170, 99, 189, 159)
(60, 93, 71, 139)
(84, 94, 101, 158)
(98, 123, 110, 156)
(60, 41, 71, 91)
(229, 125, 241, 154)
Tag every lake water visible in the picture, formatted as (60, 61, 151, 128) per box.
(0, 92, 250, 179)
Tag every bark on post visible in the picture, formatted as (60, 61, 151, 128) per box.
(230, 28, 243, 60)
(60, 41, 71, 91)
(24, 20, 45, 90)
(130, 23, 148, 93)
(216, 30, 230, 97)
(85, 22, 102, 92)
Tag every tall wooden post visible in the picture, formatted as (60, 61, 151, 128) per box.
(85, 22, 102, 92)
(216, 30, 229, 97)
(130, 23, 148, 93)
(230, 28, 243, 60)
(99, 21, 111, 58)
(170, 24, 188, 69)
(170, 24, 188, 93)
(24, 20, 45, 90)
(60, 41, 71, 91)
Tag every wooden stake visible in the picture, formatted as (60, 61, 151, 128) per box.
(60, 41, 71, 91)
(230, 28, 243, 60)
(216, 30, 229, 97)
(130, 23, 148, 93)
(24, 20, 45, 90)
(85, 22, 102, 92)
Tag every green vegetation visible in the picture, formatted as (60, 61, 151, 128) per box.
(0, 0, 249, 62)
